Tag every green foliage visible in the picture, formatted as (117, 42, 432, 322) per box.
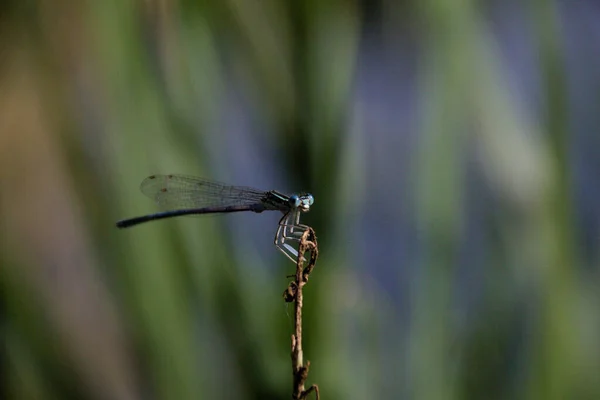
(1, 1, 597, 399)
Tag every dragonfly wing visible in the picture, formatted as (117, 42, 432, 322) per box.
(139, 174, 268, 210)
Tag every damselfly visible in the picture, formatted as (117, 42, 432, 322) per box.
(116, 174, 314, 262)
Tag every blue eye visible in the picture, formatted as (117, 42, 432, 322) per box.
(306, 194, 314, 205)
(289, 195, 301, 208)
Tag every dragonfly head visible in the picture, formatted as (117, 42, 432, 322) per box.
(289, 193, 314, 212)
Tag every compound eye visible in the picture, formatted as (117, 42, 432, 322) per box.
(306, 194, 314, 206)
(289, 195, 301, 208)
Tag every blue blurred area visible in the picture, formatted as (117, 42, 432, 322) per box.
(1, 1, 599, 399)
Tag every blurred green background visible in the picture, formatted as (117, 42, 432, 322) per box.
(1, 0, 599, 399)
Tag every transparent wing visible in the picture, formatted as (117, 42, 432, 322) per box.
(140, 174, 271, 210)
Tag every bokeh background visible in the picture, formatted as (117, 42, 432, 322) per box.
(1, 0, 600, 399)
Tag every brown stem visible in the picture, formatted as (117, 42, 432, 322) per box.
(284, 228, 319, 400)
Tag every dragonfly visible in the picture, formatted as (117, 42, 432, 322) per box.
(116, 174, 314, 263)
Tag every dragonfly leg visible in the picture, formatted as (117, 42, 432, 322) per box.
(274, 211, 309, 263)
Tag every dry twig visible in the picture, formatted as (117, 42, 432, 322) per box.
(283, 227, 319, 400)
